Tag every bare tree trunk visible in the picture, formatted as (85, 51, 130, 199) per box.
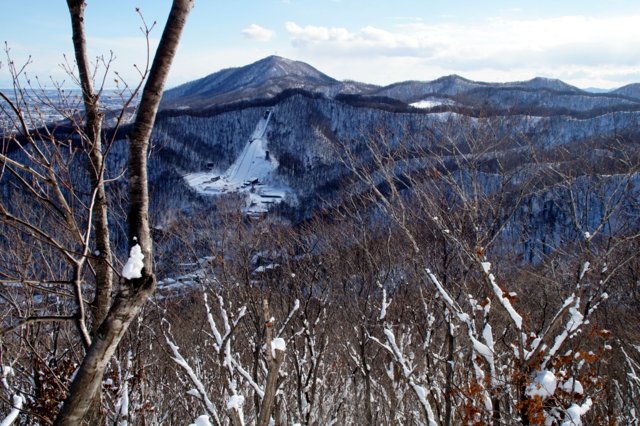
(66, 2, 112, 422)
(444, 320, 455, 426)
(54, 281, 154, 425)
(66, 0, 113, 336)
(126, 0, 192, 259)
(54, 1, 193, 424)
(360, 325, 374, 426)
(257, 299, 285, 426)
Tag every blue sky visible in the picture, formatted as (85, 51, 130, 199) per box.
(2, 1, 640, 89)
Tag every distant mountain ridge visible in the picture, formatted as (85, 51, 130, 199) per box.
(161, 55, 640, 114)
(373, 75, 582, 102)
(611, 83, 640, 99)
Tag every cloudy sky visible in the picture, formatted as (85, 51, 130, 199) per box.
(2, 0, 640, 90)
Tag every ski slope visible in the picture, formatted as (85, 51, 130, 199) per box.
(183, 110, 290, 216)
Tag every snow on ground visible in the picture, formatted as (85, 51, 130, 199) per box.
(183, 110, 291, 216)
(156, 257, 215, 293)
(155, 252, 280, 296)
(410, 98, 457, 109)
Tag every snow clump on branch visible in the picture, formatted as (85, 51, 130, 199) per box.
(271, 337, 286, 359)
(189, 415, 213, 426)
(121, 244, 144, 279)
(526, 370, 557, 399)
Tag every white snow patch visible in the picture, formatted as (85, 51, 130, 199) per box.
(470, 336, 493, 363)
(526, 370, 557, 399)
(1, 366, 14, 392)
(254, 264, 279, 274)
(189, 415, 213, 426)
(410, 98, 456, 109)
(561, 378, 584, 395)
(481, 262, 491, 274)
(271, 337, 286, 358)
(412, 384, 438, 426)
(567, 306, 584, 333)
(414, 384, 428, 404)
(118, 382, 129, 426)
(486, 272, 523, 330)
(561, 398, 592, 426)
(380, 289, 391, 320)
(579, 261, 590, 281)
(0, 394, 24, 426)
(227, 394, 245, 411)
(482, 324, 495, 353)
(121, 244, 144, 279)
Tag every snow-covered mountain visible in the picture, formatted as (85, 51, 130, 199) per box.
(161, 56, 375, 110)
(373, 75, 482, 100)
(51, 55, 630, 262)
(611, 83, 640, 100)
(2, 54, 638, 273)
(376, 75, 581, 102)
(161, 56, 640, 116)
(371, 75, 638, 113)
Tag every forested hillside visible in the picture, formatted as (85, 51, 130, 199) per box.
(1, 54, 639, 425)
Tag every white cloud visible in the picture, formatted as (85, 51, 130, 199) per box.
(283, 15, 640, 88)
(285, 22, 331, 43)
(284, 21, 431, 57)
(241, 24, 276, 42)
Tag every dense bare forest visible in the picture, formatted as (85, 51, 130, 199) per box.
(1, 2, 640, 425)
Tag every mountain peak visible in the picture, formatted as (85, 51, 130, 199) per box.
(245, 55, 336, 83)
(437, 74, 473, 83)
(517, 77, 582, 92)
(162, 56, 337, 109)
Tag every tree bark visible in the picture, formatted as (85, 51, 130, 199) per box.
(360, 325, 374, 426)
(54, 1, 193, 424)
(66, 0, 113, 335)
(444, 320, 455, 426)
(127, 0, 192, 261)
(257, 299, 285, 426)
(54, 276, 156, 425)
(66, 3, 111, 422)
